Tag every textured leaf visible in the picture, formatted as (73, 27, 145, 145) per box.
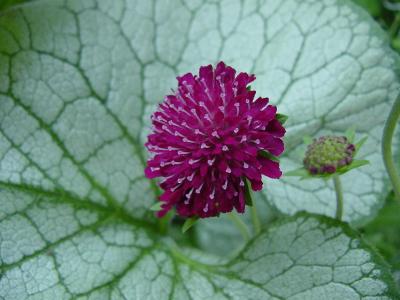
(252, 0, 399, 225)
(0, 0, 397, 225)
(0, 186, 398, 299)
(0, 0, 399, 299)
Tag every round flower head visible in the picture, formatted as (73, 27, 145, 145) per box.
(303, 136, 355, 175)
(145, 62, 286, 218)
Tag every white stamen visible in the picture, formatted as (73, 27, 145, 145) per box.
(177, 177, 185, 184)
(240, 136, 247, 143)
(157, 115, 167, 123)
(150, 167, 160, 172)
(186, 188, 194, 199)
(183, 137, 196, 143)
(201, 143, 210, 149)
(212, 131, 219, 138)
(174, 131, 184, 137)
(189, 159, 200, 165)
(160, 174, 174, 184)
(208, 158, 215, 166)
(203, 203, 209, 213)
(226, 167, 232, 173)
(254, 139, 260, 145)
(210, 188, 215, 200)
(204, 114, 212, 122)
(187, 173, 195, 181)
(171, 184, 180, 192)
(195, 129, 204, 135)
(243, 162, 249, 169)
(196, 183, 204, 194)
(222, 179, 228, 190)
(234, 128, 239, 134)
(178, 151, 190, 155)
(195, 184, 203, 194)
(185, 93, 197, 105)
(178, 106, 191, 116)
(222, 145, 229, 151)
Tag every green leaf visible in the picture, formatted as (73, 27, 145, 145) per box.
(258, 150, 279, 162)
(0, 187, 398, 299)
(182, 217, 198, 233)
(256, 0, 400, 224)
(285, 168, 309, 177)
(338, 159, 370, 174)
(354, 136, 368, 156)
(345, 127, 356, 143)
(276, 113, 288, 125)
(0, 0, 399, 298)
(0, 0, 30, 11)
(150, 202, 163, 212)
(243, 178, 253, 206)
(352, 0, 382, 17)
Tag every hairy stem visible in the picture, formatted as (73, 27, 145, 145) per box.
(333, 175, 343, 221)
(382, 93, 400, 204)
(227, 212, 250, 241)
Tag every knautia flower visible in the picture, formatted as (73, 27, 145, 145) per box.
(145, 62, 286, 218)
(304, 136, 355, 175)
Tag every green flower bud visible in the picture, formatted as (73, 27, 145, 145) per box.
(303, 136, 355, 175)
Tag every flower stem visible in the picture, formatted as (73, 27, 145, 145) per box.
(227, 212, 250, 241)
(390, 13, 400, 40)
(333, 175, 343, 221)
(158, 211, 174, 234)
(382, 93, 400, 204)
(251, 203, 261, 235)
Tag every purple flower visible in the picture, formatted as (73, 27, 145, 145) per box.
(145, 62, 286, 218)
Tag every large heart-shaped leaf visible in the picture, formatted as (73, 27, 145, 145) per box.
(0, 186, 398, 299)
(0, 0, 399, 299)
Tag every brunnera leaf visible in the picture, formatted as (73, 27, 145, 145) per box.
(0, 0, 399, 299)
(0, 187, 398, 299)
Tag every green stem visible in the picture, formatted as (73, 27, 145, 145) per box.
(333, 175, 343, 221)
(158, 210, 174, 234)
(227, 212, 250, 241)
(251, 203, 261, 235)
(382, 93, 400, 203)
(390, 14, 400, 40)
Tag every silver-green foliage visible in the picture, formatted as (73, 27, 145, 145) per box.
(0, 0, 399, 299)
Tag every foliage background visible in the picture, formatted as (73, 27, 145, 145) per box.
(352, 0, 400, 287)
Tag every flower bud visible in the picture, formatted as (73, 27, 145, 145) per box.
(303, 136, 355, 175)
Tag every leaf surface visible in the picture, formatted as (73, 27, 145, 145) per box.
(0, 0, 399, 299)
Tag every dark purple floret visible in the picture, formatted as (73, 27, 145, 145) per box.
(145, 62, 286, 218)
